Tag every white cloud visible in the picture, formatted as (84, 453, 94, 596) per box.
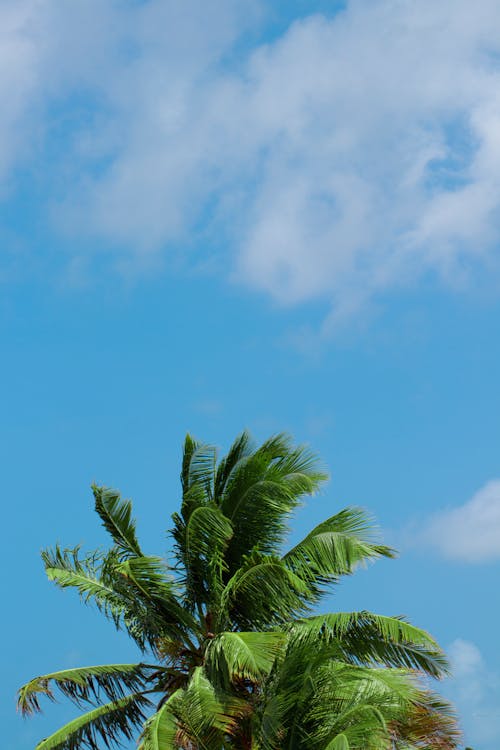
(3, 1, 500, 317)
(446, 639, 500, 748)
(421, 480, 500, 563)
(0, 2, 43, 192)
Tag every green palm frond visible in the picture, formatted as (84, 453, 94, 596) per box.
(138, 690, 184, 750)
(114, 554, 197, 633)
(324, 733, 350, 750)
(308, 663, 416, 725)
(260, 636, 451, 749)
(283, 508, 395, 595)
(177, 667, 247, 746)
(394, 690, 461, 749)
(42, 546, 195, 651)
(289, 611, 448, 677)
(306, 665, 459, 749)
(205, 631, 286, 686)
(214, 431, 253, 501)
(115, 555, 169, 600)
(116, 555, 199, 640)
(323, 705, 388, 750)
(265, 660, 413, 750)
(18, 663, 152, 716)
(42, 546, 132, 629)
(184, 506, 233, 566)
(181, 435, 216, 504)
(93, 485, 142, 558)
(218, 552, 312, 630)
(180, 504, 233, 611)
(255, 693, 286, 750)
(219, 434, 327, 571)
(35, 692, 152, 750)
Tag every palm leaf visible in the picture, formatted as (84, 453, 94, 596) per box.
(18, 664, 152, 716)
(304, 664, 458, 749)
(42, 546, 131, 629)
(35, 692, 152, 750)
(220, 435, 326, 573)
(180, 435, 216, 505)
(289, 612, 448, 678)
(138, 690, 184, 750)
(179, 667, 247, 743)
(324, 733, 350, 750)
(283, 508, 395, 594)
(115, 555, 176, 606)
(42, 546, 194, 652)
(269, 660, 408, 750)
(182, 504, 233, 611)
(116, 555, 199, 631)
(93, 485, 142, 558)
(218, 552, 312, 630)
(205, 631, 286, 686)
(395, 690, 461, 749)
(213, 431, 253, 501)
(325, 705, 388, 750)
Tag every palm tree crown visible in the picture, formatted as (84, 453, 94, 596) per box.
(18, 432, 460, 750)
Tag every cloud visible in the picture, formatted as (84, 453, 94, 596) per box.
(446, 639, 500, 748)
(0, 2, 44, 192)
(3, 1, 500, 319)
(192, 399, 223, 417)
(420, 479, 500, 563)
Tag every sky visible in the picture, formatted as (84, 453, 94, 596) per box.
(3, 0, 500, 748)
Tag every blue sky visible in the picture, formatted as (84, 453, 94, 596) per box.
(3, 1, 500, 748)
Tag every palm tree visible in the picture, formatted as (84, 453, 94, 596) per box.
(18, 432, 460, 750)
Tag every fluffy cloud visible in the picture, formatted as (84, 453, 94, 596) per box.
(446, 639, 500, 748)
(421, 479, 500, 563)
(3, 0, 500, 316)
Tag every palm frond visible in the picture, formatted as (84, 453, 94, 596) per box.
(18, 664, 152, 716)
(306, 664, 458, 750)
(181, 504, 233, 611)
(35, 692, 152, 750)
(214, 431, 253, 501)
(255, 692, 286, 750)
(218, 552, 312, 630)
(324, 733, 350, 750)
(283, 508, 395, 595)
(205, 631, 286, 686)
(307, 663, 417, 726)
(394, 690, 461, 749)
(93, 485, 142, 558)
(113, 555, 200, 641)
(178, 667, 247, 744)
(220, 434, 327, 572)
(42, 546, 131, 630)
(268, 660, 412, 750)
(42, 546, 196, 652)
(289, 612, 448, 678)
(115, 555, 176, 608)
(180, 435, 216, 506)
(323, 704, 388, 750)
(138, 690, 184, 750)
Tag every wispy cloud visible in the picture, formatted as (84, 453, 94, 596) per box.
(446, 639, 500, 748)
(419, 480, 500, 563)
(192, 399, 223, 417)
(3, 0, 500, 321)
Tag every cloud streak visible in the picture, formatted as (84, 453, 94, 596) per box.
(446, 639, 500, 748)
(420, 480, 500, 563)
(3, 0, 500, 319)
